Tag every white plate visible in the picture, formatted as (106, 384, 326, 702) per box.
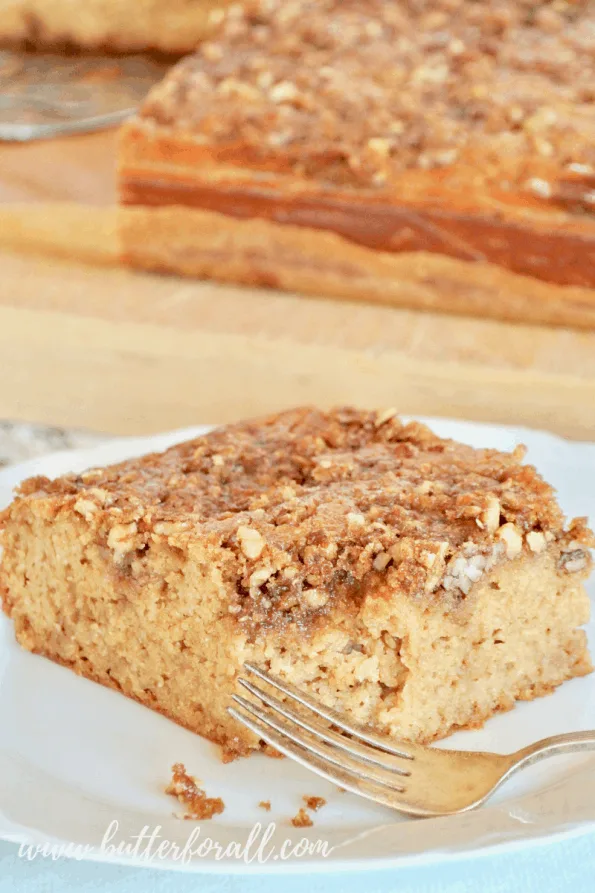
(1, 419, 595, 875)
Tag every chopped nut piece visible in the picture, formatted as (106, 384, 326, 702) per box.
(448, 38, 465, 56)
(303, 588, 328, 609)
(153, 520, 190, 536)
(563, 556, 589, 573)
(347, 512, 366, 527)
(559, 550, 590, 574)
(218, 79, 260, 101)
(107, 522, 138, 556)
(238, 526, 265, 559)
(564, 540, 586, 553)
(527, 178, 552, 200)
(420, 550, 437, 569)
(526, 531, 547, 553)
(368, 138, 391, 158)
(89, 487, 111, 504)
(375, 407, 398, 427)
(382, 632, 398, 650)
(249, 565, 273, 591)
(74, 498, 98, 521)
(497, 523, 523, 560)
(270, 81, 298, 103)
(202, 43, 224, 63)
(373, 551, 392, 572)
(483, 496, 501, 534)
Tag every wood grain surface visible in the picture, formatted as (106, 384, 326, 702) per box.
(0, 132, 594, 439)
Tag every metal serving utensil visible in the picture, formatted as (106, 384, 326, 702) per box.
(229, 663, 595, 817)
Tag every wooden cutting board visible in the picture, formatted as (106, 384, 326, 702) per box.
(1, 202, 595, 440)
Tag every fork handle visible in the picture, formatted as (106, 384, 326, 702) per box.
(512, 730, 595, 772)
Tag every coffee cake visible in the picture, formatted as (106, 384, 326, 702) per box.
(0, 408, 592, 755)
(119, 0, 595, 328)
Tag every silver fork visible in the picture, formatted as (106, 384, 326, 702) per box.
(228, 663, 595, 817)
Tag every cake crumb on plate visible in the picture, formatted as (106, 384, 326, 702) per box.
(166, 763, 224, 820)
(303, 796, 326, 811)
(291, 807, 313, 828)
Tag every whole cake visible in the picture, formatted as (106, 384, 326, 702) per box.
(120, 0, 595, 328)
(0, 0, 229, 53)
(1, 408, 592, 756)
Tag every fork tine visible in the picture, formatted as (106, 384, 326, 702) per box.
(231, 693, 408, 791)
(227, 702, 420, 815)
(238, 677, 411, 776)
(244, 662, 413, 759)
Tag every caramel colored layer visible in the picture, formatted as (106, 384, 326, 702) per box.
(121, 175, 595, 289)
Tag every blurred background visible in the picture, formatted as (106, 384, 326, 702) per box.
(0, 0, 594, 459)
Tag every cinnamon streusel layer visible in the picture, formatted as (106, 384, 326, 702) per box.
(1, 408, 592, 754)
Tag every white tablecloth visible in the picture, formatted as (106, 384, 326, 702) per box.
(2, 834, 595, 893)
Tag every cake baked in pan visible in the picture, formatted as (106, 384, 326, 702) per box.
(1, 408, 592, 757)
(0, 0, 229, 53)
(119, 0, 595, 328)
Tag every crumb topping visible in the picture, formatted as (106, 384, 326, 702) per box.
(291, 807, 313, 828)
(258, 800, 271, 811)
(5, 407, 593, 632)
(166, 763, 225, 820)
(139, 0, 595, 193)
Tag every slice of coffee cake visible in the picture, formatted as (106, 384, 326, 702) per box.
(0, 408, 592, 756)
